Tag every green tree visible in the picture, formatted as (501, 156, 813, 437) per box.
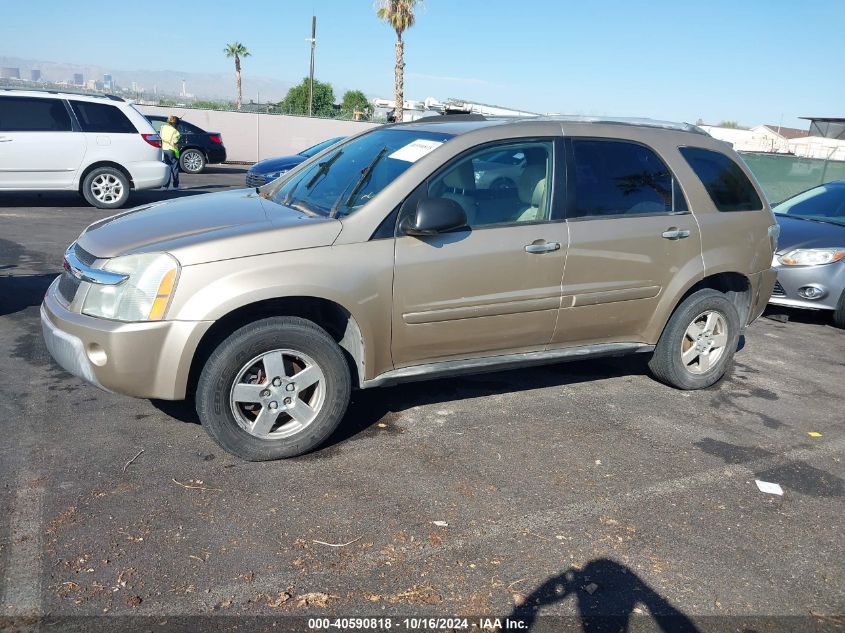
(718, 120, 748, 130)
(223, 42, 251, 110)
(341, 90, 371, 119)
(376, 0, 419, 122)
(280, 78, 336, 117)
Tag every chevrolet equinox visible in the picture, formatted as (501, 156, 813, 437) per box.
(42, 116, 779, 460)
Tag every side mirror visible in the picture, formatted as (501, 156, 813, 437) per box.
(401, 197, 467, 236)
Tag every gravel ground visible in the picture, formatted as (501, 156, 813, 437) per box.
(1, 166, 843, 631)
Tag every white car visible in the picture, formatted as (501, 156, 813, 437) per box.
(0, 89, 168, 208)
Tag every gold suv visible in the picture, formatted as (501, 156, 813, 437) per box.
(42, 116, 779, 460)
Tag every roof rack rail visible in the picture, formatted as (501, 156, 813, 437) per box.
(0, 86, 125, 102)
(397, 113, 488, 124)
(538, 115, 707, 135)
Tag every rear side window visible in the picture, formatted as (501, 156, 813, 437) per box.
(0, 96, 72, 132)
(570, 139, 687, 218)
(679, 146, 762, 212)
(70, 101, 136, 133)
(179, 121, 204, 135)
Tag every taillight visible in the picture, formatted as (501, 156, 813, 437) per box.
(142, 133, 162, 148)
(209, 134, 222, 144)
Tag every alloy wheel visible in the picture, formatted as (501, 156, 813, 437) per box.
(680, 310, 729, 374)
(90, 174, 124, 204)
(229, 349, 326, 439)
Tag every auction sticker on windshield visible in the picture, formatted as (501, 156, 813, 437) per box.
(388, 139, 444, 163)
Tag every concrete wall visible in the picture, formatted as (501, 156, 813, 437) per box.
(137, 105, 379, 164)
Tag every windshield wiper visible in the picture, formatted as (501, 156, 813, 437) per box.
(306, 149, 343, 189)
(332, 147, 388, 217)
(281, 149, 343, 207)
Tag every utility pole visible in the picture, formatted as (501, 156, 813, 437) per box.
(307, 15, 316, 117)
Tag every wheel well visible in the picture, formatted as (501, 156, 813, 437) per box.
(186, 297, 365, 396)
(679, 272, 752, 326)
(78, 161, 134, 191)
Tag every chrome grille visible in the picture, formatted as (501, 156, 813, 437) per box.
(771, 280, 786, 297)
(245, 172, 267, 188)
(57, 243, 97, 304)
(57, 271, 80, 304)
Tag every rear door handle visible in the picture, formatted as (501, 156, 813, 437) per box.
(662, 228, 690, 240)
(525, 241, 561, 253)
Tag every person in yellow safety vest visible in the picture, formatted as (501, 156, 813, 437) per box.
(160, 116, 182, 190)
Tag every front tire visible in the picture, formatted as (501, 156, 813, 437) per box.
(179, 149, 206, 174)
(196, 317, 351, 461)
(648, 289, 741, 390)
(833, 289, 845, 329)
(81, 167, 130, 209)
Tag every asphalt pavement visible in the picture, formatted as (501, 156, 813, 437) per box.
(1, 166, 843, 631)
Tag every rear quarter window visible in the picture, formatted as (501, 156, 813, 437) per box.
(679, 146, 762, 212)
(70, 101, 137, 133)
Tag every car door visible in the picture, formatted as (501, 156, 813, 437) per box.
(549, 137, 702, 346)
(0, 96, 85, 188)
(391, 139, 568, 367)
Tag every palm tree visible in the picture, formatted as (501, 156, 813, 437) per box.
(376, 0, 419, 122)
(223, 42, 251, 110)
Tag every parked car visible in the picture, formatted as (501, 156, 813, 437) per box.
(246, 136, 345, 187)
(42, 115, 777, 461)
(770, 181, 845, 328)
(472, 147, 526, 191)
(0, 89, 167, 208)
(145, 115, 226, 174)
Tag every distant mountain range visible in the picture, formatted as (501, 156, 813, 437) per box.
(0, 55, 295, 102)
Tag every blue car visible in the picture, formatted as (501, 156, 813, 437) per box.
(246, 136, 345, 188)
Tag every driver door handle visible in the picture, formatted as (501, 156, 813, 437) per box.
(662, 228, 690, 240)
(525, 241, 561, 253)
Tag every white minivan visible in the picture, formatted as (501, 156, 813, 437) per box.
(0, 89, 168, 208)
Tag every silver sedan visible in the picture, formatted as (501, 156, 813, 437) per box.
(770, 181, 845, 328)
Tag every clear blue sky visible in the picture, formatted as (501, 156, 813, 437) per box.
(3, 0, 842, 127)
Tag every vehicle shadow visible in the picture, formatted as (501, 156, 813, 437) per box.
(508, 559, 699, 632)
(206, 165, 249, 174)
(0, 272, 58, 317)
(150, 354, 651, 433)
(0, 185, 242, 209)
(326, 353, 651, 448)
(762, 305, 835, 327)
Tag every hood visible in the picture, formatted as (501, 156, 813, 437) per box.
(775, 214, 845, 254)
(77, 189, 342, 266)
(249, 154, 306, 174)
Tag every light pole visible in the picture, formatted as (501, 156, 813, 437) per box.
(307, 15, 316, 117)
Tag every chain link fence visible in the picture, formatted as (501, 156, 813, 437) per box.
(740, 152, 845, 204)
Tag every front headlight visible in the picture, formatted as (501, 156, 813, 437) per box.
(82, 252, 179, 321)
(778, 248, 845, 266)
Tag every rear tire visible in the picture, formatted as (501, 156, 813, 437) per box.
(833, 289, 845, 329)
(648, 289, 741, 390)
(180, 149, 206, 174)
(196, 317, 351, 461)
(81, 166, 130, 209)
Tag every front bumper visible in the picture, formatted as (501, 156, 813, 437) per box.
(768, 261, 845, 311)
(41, 278, 212, 399)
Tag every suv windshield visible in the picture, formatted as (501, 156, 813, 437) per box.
(268, 128, 452, 217)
